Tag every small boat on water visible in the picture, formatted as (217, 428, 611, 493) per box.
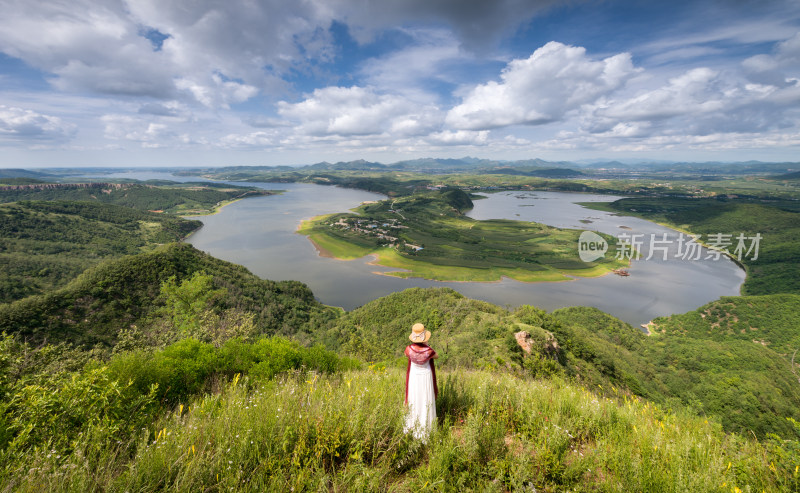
(612, 269, 630, 277)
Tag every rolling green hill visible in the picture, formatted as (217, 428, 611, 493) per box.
(0, 201, 201, 303)
(650, 293, 800, 352)
(319, 287, 516, 368)
(322, 287, 800, 439)
(552, 297, 800, 439)
(6, 246, 795, 441)
(0, 182, 271, 214)
(0, 169, 53, 180)
(0, 242, 333, 348)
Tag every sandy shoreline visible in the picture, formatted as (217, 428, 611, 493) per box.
(307, 236, 337, 259)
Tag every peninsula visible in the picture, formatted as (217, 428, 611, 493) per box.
(298, 187, 626, 282)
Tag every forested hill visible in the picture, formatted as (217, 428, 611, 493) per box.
(0, 201, 201, 303)
(0, 242, 333, 348)
(0, 168, 53, 180)
(552, 298, 800, 438)
(0, 181, 279, 303)
(3, 249, 797, 439)
(0, 181, 272, 214)
(650, 293, 800, 352)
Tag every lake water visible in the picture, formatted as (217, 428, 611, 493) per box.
(465, 191, 745, 324)
(76, 170, 745, 326)
(184, 183, 744, 327)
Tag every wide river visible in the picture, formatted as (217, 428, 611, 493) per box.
(85, 171, 746, 326)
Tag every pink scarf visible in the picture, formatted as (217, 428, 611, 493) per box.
(404, 343, 438, 405)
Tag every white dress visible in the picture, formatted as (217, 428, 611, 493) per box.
(404, 360, 437, 439)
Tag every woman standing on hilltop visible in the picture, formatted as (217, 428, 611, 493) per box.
(404, 323, 439, 439)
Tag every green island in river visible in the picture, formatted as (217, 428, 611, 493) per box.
(298, 187, 626, 282)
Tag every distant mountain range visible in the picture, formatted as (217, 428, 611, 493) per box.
(3, 158, 799, 179)
(300, 157, 588, 177)
(241, 156, 800, 176)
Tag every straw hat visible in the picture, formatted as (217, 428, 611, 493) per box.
(409, 323, 431, 343)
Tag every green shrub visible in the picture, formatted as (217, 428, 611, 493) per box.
(108, 336, 351, 404)
(0, 366, 157, 462)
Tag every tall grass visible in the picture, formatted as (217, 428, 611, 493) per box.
(4, 369, 789, 492)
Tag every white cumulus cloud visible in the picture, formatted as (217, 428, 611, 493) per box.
(0, 105, 77, 145)
(0, 0, 335, 107)
(278, 86, 442, 137)
(101, 113, 198, 148)
(446, 42, 638, 130)
(0, 0, 175, 98)
(596, 68, 725, 122)
(426, 129, 488, 145)
(588, 60, 800, 138)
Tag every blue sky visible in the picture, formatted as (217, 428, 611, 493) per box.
(1, 0, 799, 167)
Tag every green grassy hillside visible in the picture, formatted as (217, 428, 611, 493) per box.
(0, 367, 787, 492)
(6, 254, 796, 443)
(323, 288, 800, 439)
(0, 243, 333, 348)
(320, 287, 517, 367)
(0, 201, 200, 303)
(553, 298, 800, 439)
(0, 175, 798, 489)
(650, 294, 800, 352)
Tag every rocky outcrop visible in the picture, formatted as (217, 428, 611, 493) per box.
(514, 330, 535, 354)
(514, 328, 560, 357)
